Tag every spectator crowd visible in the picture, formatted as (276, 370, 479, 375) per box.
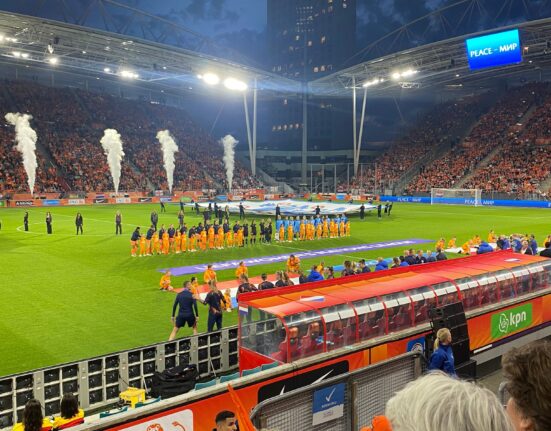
(0, 80, 263, 195)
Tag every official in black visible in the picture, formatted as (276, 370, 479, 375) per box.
(46, 212, 53, 234)
(23, 211, 29, 231)
(169, 281, 199, 339)
(115, 211, 122, 234)
(75, 213, 83, 235)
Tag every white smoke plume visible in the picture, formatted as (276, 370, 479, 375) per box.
(156, 130, 179, 193)
(221, 134, 238, 192)
(100, 129, 125, 194)
(5, 113, 38, 195)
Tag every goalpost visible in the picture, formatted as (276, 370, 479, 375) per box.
(430, 188, 482, 206)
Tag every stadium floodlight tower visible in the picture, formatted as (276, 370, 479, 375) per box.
(431, 188, 482, 206)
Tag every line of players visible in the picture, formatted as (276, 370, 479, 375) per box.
(274, 214, 351, 242)
(130, 214, 351, 257)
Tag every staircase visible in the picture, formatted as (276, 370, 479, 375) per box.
(453, 146, 502, 188)
(538, 172, 551, 193)
(394, 93, 497, 194)
(453, 97, 544, 189)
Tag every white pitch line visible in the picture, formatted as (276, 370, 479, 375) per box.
(268, 240, 408, 261)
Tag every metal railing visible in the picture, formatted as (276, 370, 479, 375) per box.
(250, 351, 425, 431)
(0, 326, 239, 428)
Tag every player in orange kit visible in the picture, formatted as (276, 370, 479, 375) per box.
(308, 217, 315, 240)
(130, 227, 140, 257)
(188, 226, 197, 252)
(145, 225, 155, 255)
(139, 235, 147, 257)
(329, 218, 336, 238)
(226, 229, 234, 248)
(339, 219, 345, 237)
(316, 220, 323, 239)
(447, 237, 456, 248)
(199, 227, 207, 251)
(203, 264, 217, 284)
(236, 227, 244, 247)
(159, 270, 173, 291)
(190, 276, 200, 298)
(162, 230, 170, 255)
(179, 225, 187, 252)
(152, 231, 160, 255)
(488, 230, 497, 243)
(287, 218, 294, 243)
(278, 222, 285, 243)
(299, 218, 306, 241)
(207, 224, 215, 250)
(174, 230, 181, 254)
(216, 225, 224, 249)
(235, 261, 248, 279)
(223, 288, 232, 312)
(345, 219, 351, 237)
(286, 254, 301, 273)
(322, 216, 329, 238)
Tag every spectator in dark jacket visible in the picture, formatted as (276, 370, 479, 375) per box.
(540, 242, 551, 258)
(435, 247, 447, 261)
(404, 250, 417, 265)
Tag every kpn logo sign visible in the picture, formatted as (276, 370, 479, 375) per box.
(491, 303, 532, 339)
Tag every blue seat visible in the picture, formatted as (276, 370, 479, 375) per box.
(220, 372, 240, 383)
(99, 407, 128, 418)
(194, 379, 217, 390)
(242, 366, 262, 377)
(135, 397, 161, 408)
(261, 361, 279, 371)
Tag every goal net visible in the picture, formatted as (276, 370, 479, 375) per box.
(430, 188, 482, 206)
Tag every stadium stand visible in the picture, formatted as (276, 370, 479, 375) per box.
(345, 95, 486, 192)
(0, 81, 263, 194)
(405, 83, 550, 194)
(463, 85, 551, 197)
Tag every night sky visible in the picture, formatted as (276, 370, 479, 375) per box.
(3, 0, 551, 66)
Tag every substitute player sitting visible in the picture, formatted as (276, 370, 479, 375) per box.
(160, 270, 174, 291)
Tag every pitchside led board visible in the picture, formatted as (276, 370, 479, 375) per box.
(466, 29, 522, 70)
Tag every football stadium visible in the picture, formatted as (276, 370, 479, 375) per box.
(1, 1, 551, 431)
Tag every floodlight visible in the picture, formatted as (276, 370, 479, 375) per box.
(21, 53, 29, 59)
(48, 57, 58, 65)
(12, 51, 21, 58)
(202, 72, 220, 85)
(0, 34, 4, 42)
(224, 77, 247, 91)
(120, 70, 139, 79)
(391, 72, 401, 80)
(104, 67, 111, 73)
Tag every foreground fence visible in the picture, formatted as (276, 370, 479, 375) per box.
(250, 352, 425, 431)
(0, 327, 239, 428)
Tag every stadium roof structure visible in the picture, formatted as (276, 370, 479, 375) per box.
(310, 17, 551, 97)
(0, 11, 301, 97)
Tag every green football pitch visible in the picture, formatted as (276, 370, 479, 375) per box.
(0, 202, 549, 376)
